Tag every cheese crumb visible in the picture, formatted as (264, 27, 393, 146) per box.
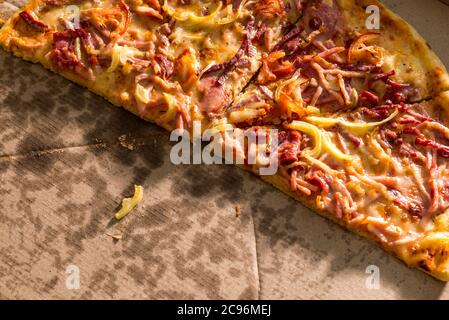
(115, 185, 144, 220)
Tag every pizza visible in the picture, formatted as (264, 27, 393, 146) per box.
(0, 0, 303, 131)
(1, 0, 449, 281)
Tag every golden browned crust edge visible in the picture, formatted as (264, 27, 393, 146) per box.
(435, 90, 449, 124)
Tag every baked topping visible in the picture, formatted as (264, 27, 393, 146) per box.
(3, 0, 449, 278)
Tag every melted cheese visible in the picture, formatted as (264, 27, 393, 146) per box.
(287, 120, 353, 162)
(163, 0, 250, 28)
(135, 83, 152, 104)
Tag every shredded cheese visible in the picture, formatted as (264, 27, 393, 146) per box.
(170, 27, 207, 44)
(274, 71, 304, 103)
(209, 118, 235, 134)
(303, 154, 342, 176)
(216, 0, 251, 25)
(367, 132, 403, 174)
(229, 108, 263, 123)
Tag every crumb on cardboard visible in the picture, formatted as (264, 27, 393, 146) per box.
(106, 232, 123, 241)
(235, 205, 241, 218)
(118, 134, 135, 150)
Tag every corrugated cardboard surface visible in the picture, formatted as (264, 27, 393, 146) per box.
(0, 0, 449, 300)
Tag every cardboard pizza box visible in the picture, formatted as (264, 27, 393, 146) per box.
(0, 0, 448, 299)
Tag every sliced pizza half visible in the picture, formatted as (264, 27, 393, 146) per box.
(0, 0, 304, 133)
(215, 0, 449, 280)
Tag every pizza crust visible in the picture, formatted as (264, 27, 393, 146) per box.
(435, 90, 449, 124)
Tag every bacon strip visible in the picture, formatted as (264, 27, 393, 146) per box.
(48, 29, 94, 80)
(273, 25, 303, 52)
(290, 170, 313, 195)
(255, 0, 286, 20)
(359, 90, 379, 105)
(154, 54, 174, 79)
(258, 85, 274, 100)
(310, 86, 323, 106)
(371, 70, 395, 81)
(200, 21, 255, 84)
(19, 10, 49, 32)
(306, 170, 329, 193)
(134, 6, 163, 20)
(384, 79, 418, 103)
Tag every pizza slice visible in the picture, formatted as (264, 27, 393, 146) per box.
(211, 0, 449, 280)
(210, 90, 449, 281)
(0, 0, 304, 133)
(227, 0, 449, 127)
